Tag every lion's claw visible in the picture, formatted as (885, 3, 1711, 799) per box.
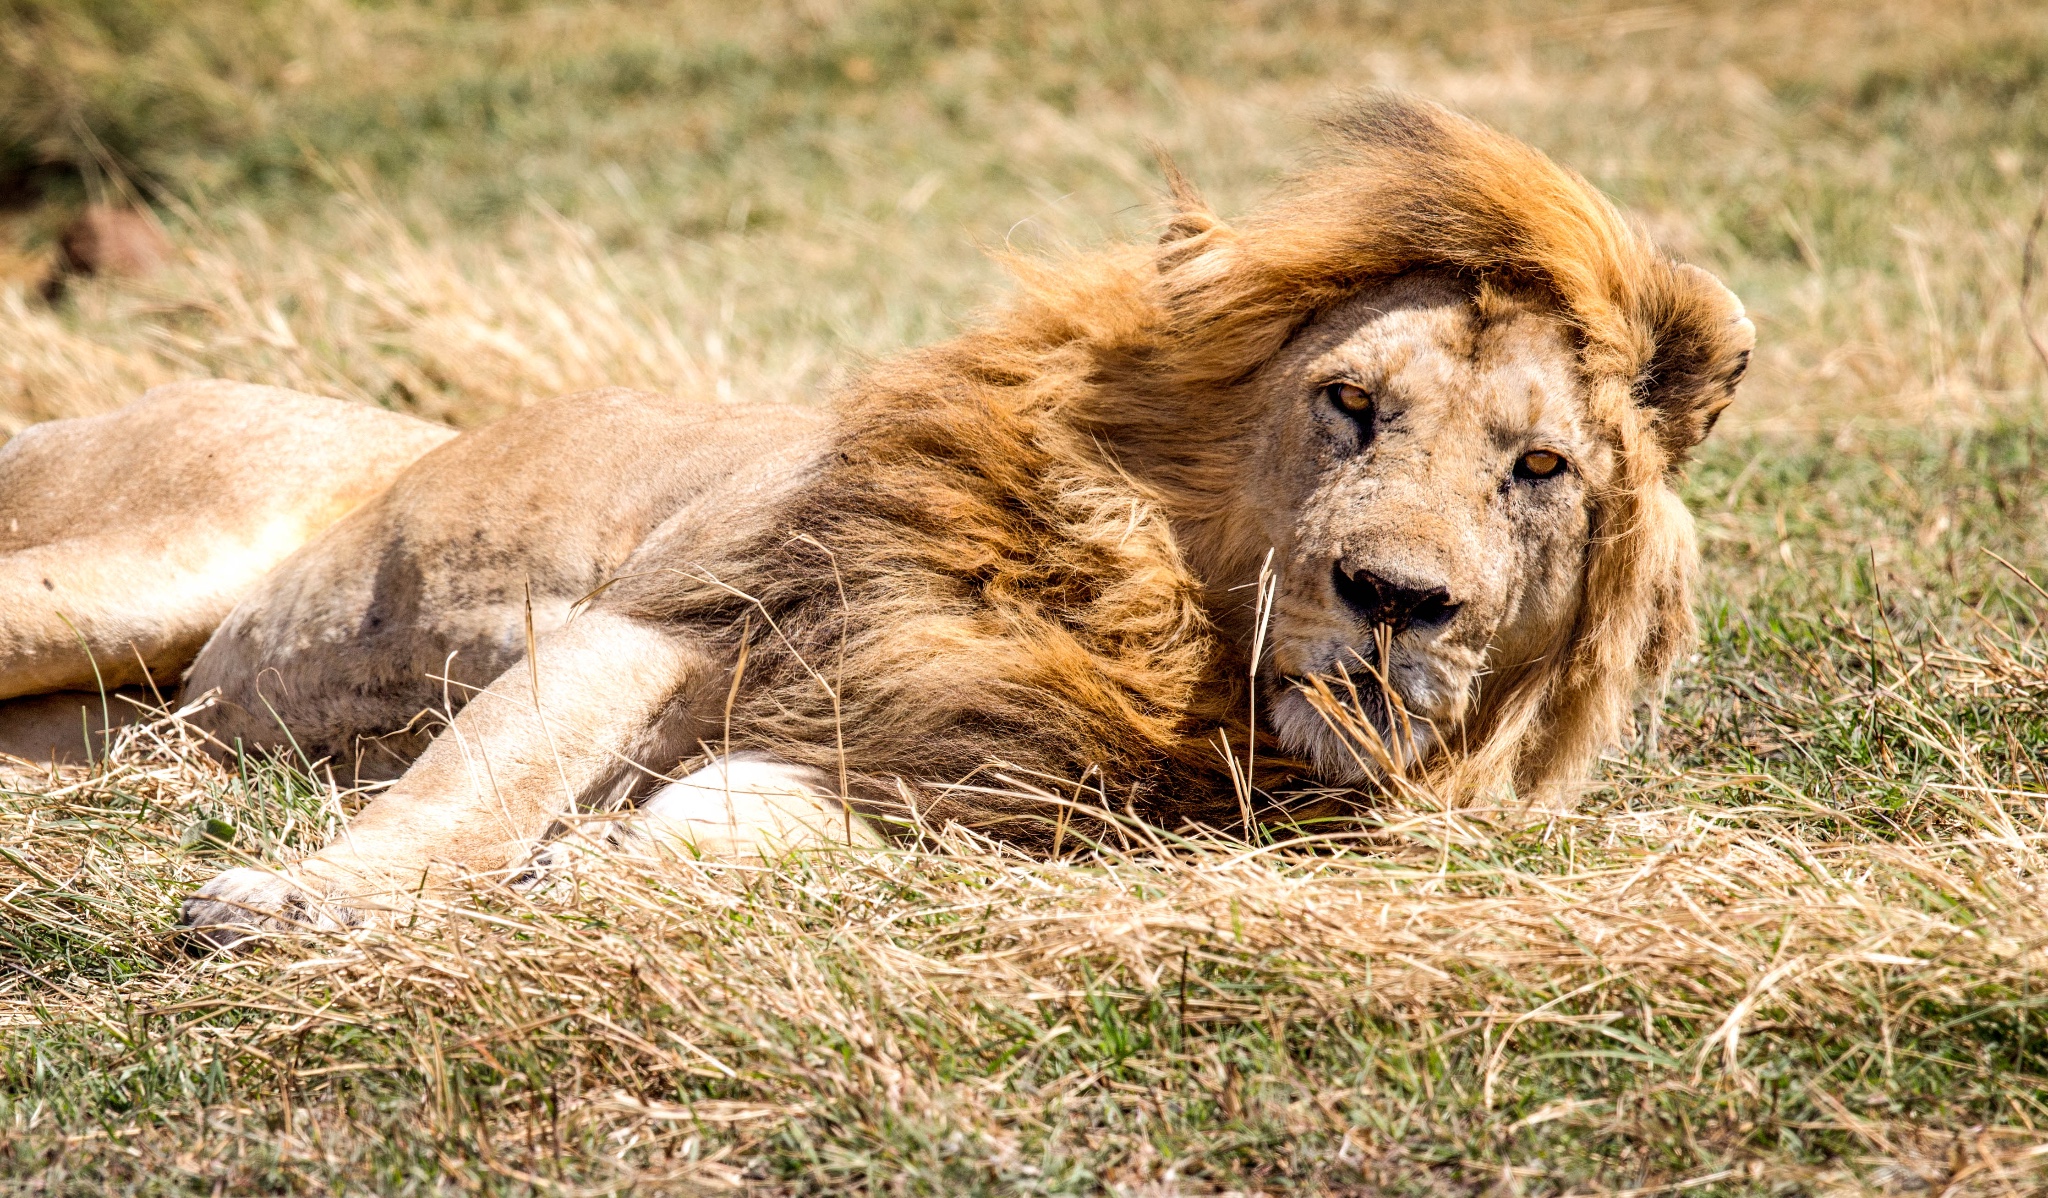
(178, 866, 363, 952)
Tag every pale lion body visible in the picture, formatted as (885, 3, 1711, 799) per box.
(187, 389, 827, 778)
(0, 98, 1753, 946)
(0, 382, 453, 760)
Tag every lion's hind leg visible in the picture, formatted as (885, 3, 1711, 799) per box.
(615, 753, 885, 859)
(0, 381, 454, 704)
(0, 687, 160, 767)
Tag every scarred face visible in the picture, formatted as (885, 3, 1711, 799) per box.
(1241, 273, 1615, 781)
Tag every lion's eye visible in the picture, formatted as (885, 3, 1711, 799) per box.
(1324, 381, 1373, 413)
(1514, 450, 1567, 481)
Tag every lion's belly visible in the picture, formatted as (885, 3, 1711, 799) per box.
(185, 389, 829, 781)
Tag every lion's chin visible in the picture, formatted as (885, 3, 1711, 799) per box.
(1265, 686, 1442, 787)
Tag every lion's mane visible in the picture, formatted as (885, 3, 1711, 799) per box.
(616, 94, 1749, 838)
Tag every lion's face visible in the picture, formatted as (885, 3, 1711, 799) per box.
(1244, 274, 1613, 781)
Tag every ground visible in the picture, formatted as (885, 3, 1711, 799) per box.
(4, 1, 2048, 1194)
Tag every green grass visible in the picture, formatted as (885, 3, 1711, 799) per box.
(7, 1, 2048, 1194)
(5, 418, 2047, 1195)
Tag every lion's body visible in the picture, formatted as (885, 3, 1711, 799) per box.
(0, 97, 1754, 945)
(189, 390, 828, 778)
(0, 382, 454, 761)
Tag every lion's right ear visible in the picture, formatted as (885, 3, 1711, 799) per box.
(1152, 152, 1241, 292)
(1154, 150, 1229, 249)
(1635, 263, 1756, 463)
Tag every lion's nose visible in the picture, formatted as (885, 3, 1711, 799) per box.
(1331, 563, 1461, 633)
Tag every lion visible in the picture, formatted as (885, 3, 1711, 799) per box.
(0, 97, 1752, 946)
(0, 381, 454, 761)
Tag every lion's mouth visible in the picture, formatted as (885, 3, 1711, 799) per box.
(1265, 656, 1451, 784)
(1274, 663, 1406, 707)
(1275, 669, 1403, 722)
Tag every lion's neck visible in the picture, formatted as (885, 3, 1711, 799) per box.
(1176, 510, 1273, 653)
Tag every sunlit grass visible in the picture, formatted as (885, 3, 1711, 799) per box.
(5, 426, 2047, 1193)
(6, 0, 2048, 431)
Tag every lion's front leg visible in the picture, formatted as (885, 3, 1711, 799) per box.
(617, 752, 887, 858)
(179, 609, 708, 948)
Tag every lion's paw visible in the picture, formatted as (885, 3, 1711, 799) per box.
(178, 866, 363, 952)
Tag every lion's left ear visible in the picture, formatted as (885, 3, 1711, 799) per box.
(1635, 264, 1755, 462)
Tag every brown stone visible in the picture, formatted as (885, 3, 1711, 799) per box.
(59, 204, 171, 277)
(39, 205, 171, 300)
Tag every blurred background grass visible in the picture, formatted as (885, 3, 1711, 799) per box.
(4, 0, 2047, 431)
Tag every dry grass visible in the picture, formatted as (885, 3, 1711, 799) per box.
(6, 0, 2048, 433)
(7, 0, 2048, 1193)
(7, 576, 2048, 1192)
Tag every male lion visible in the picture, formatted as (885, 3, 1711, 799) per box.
(0, 98, 1752, 945)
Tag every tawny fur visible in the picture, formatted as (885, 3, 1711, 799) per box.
(4, 96, 1751, 866)
(608, 94, 1754, 833)
(0, 382, 453, 702)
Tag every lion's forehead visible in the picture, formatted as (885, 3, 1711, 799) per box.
(1316, 296, 1590, 441)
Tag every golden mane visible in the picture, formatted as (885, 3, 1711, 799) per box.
(615, 93, 1752, 837)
